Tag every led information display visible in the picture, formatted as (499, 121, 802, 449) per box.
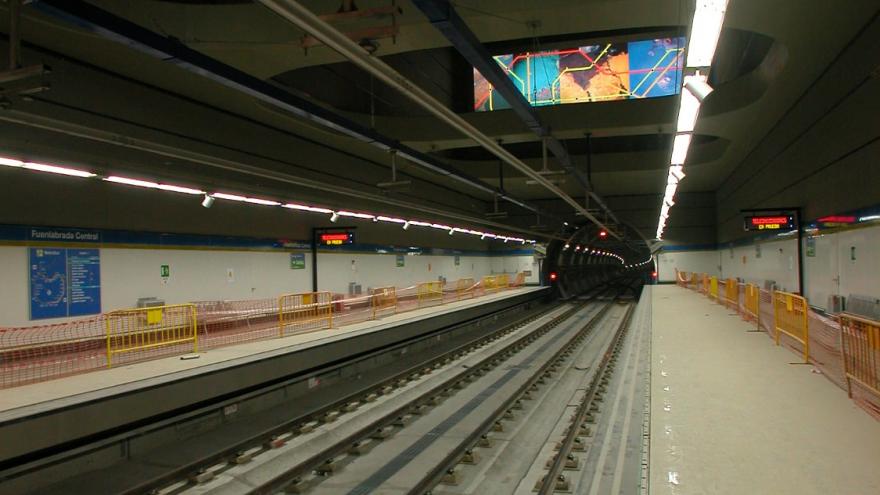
(743, 215, 796, 231)
(319, 231, 355, 246)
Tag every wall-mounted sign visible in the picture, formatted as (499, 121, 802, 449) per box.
(805, 237, 816, 257)
(28, 227, 100, 243)
(290, 253, 305, 269)
(743, 215, 796, 231)
(454, 255, 460, 266)
(396, 254, 405, 267)
(319, 231, 355, 246)
(817, 215, 856, 227)
(29, 247, 101, 320)
(160, 264, 170, 278)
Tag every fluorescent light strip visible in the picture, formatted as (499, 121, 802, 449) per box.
(376, 215, 406, 223)
(2, 152, 537, 243)
(23, 162, 96, 178)
(213, 193, 280, 206)
(105, 175, 203, 194)
(337, 211, 375, 220)
(0, 157, 24, 167)
(670, 134, 692, 165)
(1, 155, 96, 178)
(657, 1, 728, 239)
(283, 203, 333, 214)
(677, 81, 701, 133)
(686, 0, 729, 68)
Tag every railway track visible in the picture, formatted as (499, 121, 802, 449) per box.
(75, 286, 607, 495)
(15, 280, 649, 495)
(147, 283, 643, 495)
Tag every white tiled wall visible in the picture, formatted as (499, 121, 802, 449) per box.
(660, 222, 880, 311)
(0, 246, 538, 327)
(656, 250, 720, 282)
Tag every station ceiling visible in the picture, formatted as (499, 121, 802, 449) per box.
(0, 0, 877, 250)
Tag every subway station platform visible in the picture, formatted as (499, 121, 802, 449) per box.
(0, 286, 547, 471)
(649, 285, 880, 495)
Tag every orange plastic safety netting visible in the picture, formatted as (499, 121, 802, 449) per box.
(0, 274, 526, 389)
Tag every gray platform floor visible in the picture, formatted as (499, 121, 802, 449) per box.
(650, 285, 880, 495)
(0, 287, 543, 416)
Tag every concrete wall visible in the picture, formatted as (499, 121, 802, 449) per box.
(0, 245, 537, 327)
(713, 15, 880, 244)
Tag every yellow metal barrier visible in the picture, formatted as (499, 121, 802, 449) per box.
(840, 313, 880, 399)
(456, 278, 476, 300)
(278, 291, 333, 336)
(497, 274, 510, 289)
(724, 278, 739, 309)
(773, 291, 810, 362)
(676, 269, 691, 288)
(709, 276, 719, 300)
(105, 303, 198, 368)
(743, 283, 760, 329)
(482, 275, 499, 293)
(370, 286, 397, 319)
(700, 273, 709, 294)
(417, 281, 443, 307)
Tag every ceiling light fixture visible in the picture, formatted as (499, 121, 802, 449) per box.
(670, 134, 692, 165)
(337, 211, 375, 220)
(684, 75, 714, 102)
(676, 81, 702, 133)
(284, 203, 333, 213)
(106, 176, 203, 194)
(213, 193, 280, 206)
(669, 165, 686, 182)
(0, 157, 24, 167)
(657, 0, 728, 240)
(1, 150, 540, 244)
(22, 162, 96, 178)
(686, 0, 729, 68)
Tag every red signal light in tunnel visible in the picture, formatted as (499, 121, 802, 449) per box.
(598, 230, 607, 239)
(651, 271, 658, 278)
(549, 272, 558, 282)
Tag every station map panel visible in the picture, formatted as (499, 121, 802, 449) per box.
(29, 247, 101, 320)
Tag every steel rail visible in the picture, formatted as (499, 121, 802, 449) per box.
(407, 292, 625, 495)
(113, 296, 587, 495)
(537, 300, 636, 494)
(241, 299, 607, 495)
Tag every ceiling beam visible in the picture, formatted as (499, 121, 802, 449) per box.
(255, 0, 622, 240)
(31, 0, 551, 221)
(411, 0, 623, 230)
